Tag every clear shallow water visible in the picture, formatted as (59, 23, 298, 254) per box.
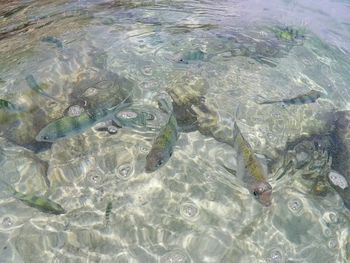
(0, 0, 349, 262)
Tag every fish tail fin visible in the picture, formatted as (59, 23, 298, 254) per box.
(257, 100, 277, 105)
(155, 92, 173, 114)
(254, 95, 281, 105)
(108, 90, 134, 113)
(42, 93, 64, 104)
(257, 99, 280, 105)
(25, 74, 64, 104)
(234, 102, 242, 122)
(5, 102, 26, 113)
(254, 95, 265, 104)
(220, 163, 237, 176)
(233, 104, 242, 139)
(118, 90, 133, 106)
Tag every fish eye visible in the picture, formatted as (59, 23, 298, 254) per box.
(156, 159, 163, 167)
(43, 136, 49, 140)
(257, 186, 267, 193)
(253, 191, 257, 196)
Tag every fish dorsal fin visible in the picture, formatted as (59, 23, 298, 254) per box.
(233, 104, 242, 139)
(153, 92, 175, 128)
(107, 90, 133, 113)
(154, 92, 173, 115)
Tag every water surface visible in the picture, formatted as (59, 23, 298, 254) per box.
(0, 0, 349, 262)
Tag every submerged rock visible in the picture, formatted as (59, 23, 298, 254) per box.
(272, 133, 333, 195)
(328, 171, 349, 190)
(327, 171, 350, 209)
(272, 120, 350, 209)
(68, 70, 134, 111)
(331, 111, 350, 179)
(166, 74, 209, 133)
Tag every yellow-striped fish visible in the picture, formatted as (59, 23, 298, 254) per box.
(225, 122, 272, 206)
(105, 201, 112, 225)
(1, 181, 65, 215)
(145, 96, 178, 173)
(257, 90, 322, 106)
(36, 101, 131, 142)
(145, 114, 178, 172)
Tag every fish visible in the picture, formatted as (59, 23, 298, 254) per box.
(257, 90, 322, 106)
(223, 122, 272, 206)
(25, 74, 62, 102)
(0, 99, 25, 112)
(105, 201, 112, 225)
(175, 49, 206, 64)
(1, 180, 65, 215)
(145, 114, 178, 172)
(145, 97, 178, 173)
(36, 101, 131, 142)
(41, 36, 63, 48)
(166, 23, 218, 34)
(274, 26, 305, 44)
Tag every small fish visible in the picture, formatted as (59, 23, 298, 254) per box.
(0, 99, 25, 112)
(1, 180, 65, 215)
(274, 26, 305, 44)
(257, 90, 322, 106)
(41, 36, 63, 48)
(36, 101, 131, 142)
(25, 74, 62, 102)
(175, 49, 206, 64)
(105, 201, 112, 225)
(223, 122, 272, 206)
(145, 97, 178, 173)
